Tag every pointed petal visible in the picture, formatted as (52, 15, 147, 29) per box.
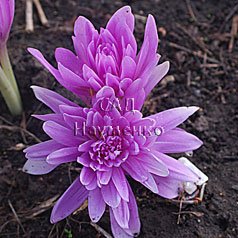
(47, 147, 78, 165)
(135, 153, 169, 177)
(63, 113, 86, 130)
(125, 181, 141, 236)
(153, 175, 183, 199)
(24, 140, 64, 159)
(78, 140, 94, 152)
(144, 61, 170, 97)
(112, 199, 130, 229)
(80, 167, 96, 186)
(106, 6, 134, 35)
(150, 106, 199, 133)
(110, 208, 133, 238)
(152, 151, 198, 182)
(153, 128, 203, 153)
(97, 169, 112, 185)
(88, 187, 105, 222)
(122, 158, 158, 193)
(120, 56, 136, 79)
(101, 179, 121, 208)
(58, 62, 89, 88)
(33, 114, 65, 126)
(43, 121, 82, 146)
(55, 48, 80, 75)
(23, 160, 57, 175)
(50, 177, 88, 223)
(28, 48, 67, 87)
(31, 86, 77, 113)
(135, 15, 158, 77)
(112, 167, 129, 201)
(77, 153, 91, 167)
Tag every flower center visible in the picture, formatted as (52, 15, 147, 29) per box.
(89, 136, 125, 169)
(98, 43, 114, 56)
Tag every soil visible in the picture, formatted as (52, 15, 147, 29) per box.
(0, 0, 238, 237)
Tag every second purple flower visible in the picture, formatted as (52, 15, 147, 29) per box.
(28, 6, 169, 109)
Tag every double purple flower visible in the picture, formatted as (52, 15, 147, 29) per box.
(0, 0, 14, 49)
(24, 86, 202, 237)
(28, 6, 169, 110)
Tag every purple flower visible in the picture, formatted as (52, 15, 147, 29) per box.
(0, 0, 14, 49)
(27, 6, 169, 109)
(0, 0, 22, 116)
(23, 86, 202, 238)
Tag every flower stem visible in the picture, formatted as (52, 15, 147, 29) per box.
(0, 44, 22, 115)
(0, 65, 22, 116)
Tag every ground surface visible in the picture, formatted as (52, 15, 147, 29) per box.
(0, 0, 238, 237)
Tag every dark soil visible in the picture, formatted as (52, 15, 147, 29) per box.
(1, 0, 238, 237)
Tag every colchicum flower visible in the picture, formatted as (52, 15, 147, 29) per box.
(0, 0, 22, 115)
(28, 6, 169, 110)
(23, 86, 202, 238)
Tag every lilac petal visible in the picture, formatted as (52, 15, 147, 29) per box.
(95, 86, 115, 102)
(24, 140, 63, 159)
(93, 111, 104, 128)
(43, 121, 82, 146)
(58, 62, 89, 88)
(106, 6, 134, 35)
(135, 153, 169, 177)
(135, 15, 158, 77)
(28, 48, 67, 88)
(112, 167, 129, 201)
(134, 134, 146, 146)
(46, 147, 78, 165)
(122, 158, 148, 182)
(128, 141, 139, 155)
(23, 160, 57, 175)
(132, 117, 155, 129)
(97, 169, 112, 185)
(142, 172, 159, 193)
(88, 187, 105, 222)
(63, 113, 86, 130)
(55, 48, 80, 75)
(59, 105, 87, 117)
(152, 151, 198, 182)
(50, 177, 88, 223)
(101, 179, 121, 208)
(105, 73, 120, 91)
(77, 153, 91, 167)
(124, 78, 146, 110)
(122, 158, 158, 193)
(85, 176, 98, 190)
(110, 208, 133, 238)
(124, 181, 140, 236)
(112, 199, 130, 229)
(124, 111, 142, 121)
(80, 167, 96, 186)
(116, 23, 137, 56)
(88, 77, 102, 91)
(83, 64, 103, 85)
(9, 0, 15, 26)
(0, 0, 12, 40)
(33, 114, 65, 126)
(120, 56, 136, 79)
(153, 175, 183, 199)
(150, 106, 199, 133)
(120, 78, 132, 91)
(144, 61, 170, 97)
(31, 86, 77, 113)
(153, 128, 203, 153)
(78, 140, 94, 152)
(74, 16, 97, 48)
